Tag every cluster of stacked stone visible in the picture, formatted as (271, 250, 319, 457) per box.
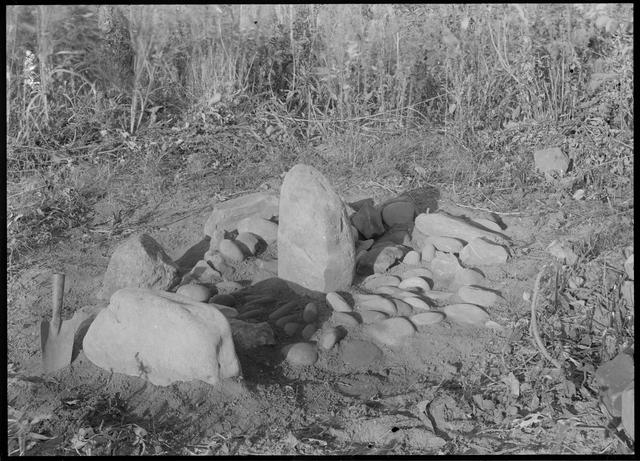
(81, 163, 513, 384)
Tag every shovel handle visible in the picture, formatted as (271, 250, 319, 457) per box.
(51, 273, 65, 331)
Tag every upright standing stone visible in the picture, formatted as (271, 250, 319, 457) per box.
(278, 164, 355, 292)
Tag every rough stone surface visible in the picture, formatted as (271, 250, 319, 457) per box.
(415, 212, 510, 245)
(283, 342, 318, 366)
(457, 285, 503, 307)
(237, 216, 279, 244)
(339, 340, 383, 369)
(350, 202, 385, 239)
(176, 283, 212, 302)
(229, 320, 276, 349)
(235, 232, 260, 256)
(326, 292, 352, 313)
(278, 164, 355, 292)
(98, 233, 180, 300)
(427, 236, 465, 254)
(460, 238, 509, 266)
(421, 243, 436, 263)
(534, 147, 570, 175)
(218, 239, 245, 262)
(403, 250, 421, 265)
(381, 200, 416, 228)
(319, 326, 347, 350)
(84, 288, 240, 386)
(362, 274, 401, 291)
(364, 317, 417, 347)
(204, 192, 279, 238)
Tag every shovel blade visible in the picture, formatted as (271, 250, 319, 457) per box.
(41, 310, 97, 374)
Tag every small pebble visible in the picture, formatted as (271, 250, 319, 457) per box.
(326, 292, 353, 313)
(457, 286, 502, 308)
(411, 311, 445, 326)
(401, 268, 434, 280)
(354, 294, 396, 315)
(269, 300, 299, 320)
(319, 327, 347, 350)
(402, 250, 421, 265)
(362, 274, 401, 291)
(372, 285, 418, 299)
(331, 311, 361, 327)
(283, 322, 302, 337)
(275, 312, 301, 328)
(421, 243, 436, 262)
(303, 302, 319, 323)
(237, 308, 264, 320)
(218, 239, 245, 262)
(522, 291, 531, 302)
(176, 283, 211, 302)
(398, 276, 432, 293)
(283, 342, 318, 366)
(301, 324, 318, 341)
(403, 296, 433, 311)
(443, 303, 490, 326)
(210, 293, 237, 307)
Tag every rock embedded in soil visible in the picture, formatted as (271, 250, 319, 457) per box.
(421, 243, 436, 263)
(319, 326, 347, 350)
(402, 250, 421, 265)
(362, 274, 401, 291)
(460, 238, 509, 266)
(350, 201, 385, 239)
(326, 292, 353, 313)
(237, 216, 279, 244)
(381, 200, 416, 228)
(457, 285, 503, 308)
(218, 239, 245, 262)
(443, 303, 490, 327)
(426, 236, 465, 254)
(278, 164, 355, 292)
(84, 288, 240, 386)
(283, 342, 318, 366)
(354, 293, 397, 315)
(398, 276, 432, 293)
(210, 293, 237, 307)
(364, 317, 417, 348)
(176, 283, 212, 302)
(302, 302, 319, 323)
(339, 339, 383, 369)
(392, 299, 414, 316)
(204, 191, 279, 239)
(415, 212, 510, 245)
(284, 322, 302, 336)
(411, 311, 445, 326)
(229, 320, 276, 349)
(359, 310, 389, 324)
(98, 233, 180, 300)
(331, 311, 361, 327)
(301, 323, 318, 341)
(430, 252, 463, 279)
(235, 232, 260, 256)
(401, 268, 434, 280)
(533, 146, 570, 175)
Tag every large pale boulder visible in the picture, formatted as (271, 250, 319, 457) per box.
(204, 192, 279, 238)
(277, 164, 355, 292)
(414, 212, 510, 245)
(83, 288, 241, 386)
(97, 233, 180, 301)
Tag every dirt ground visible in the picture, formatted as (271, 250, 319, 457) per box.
(7, 175, 633, 455)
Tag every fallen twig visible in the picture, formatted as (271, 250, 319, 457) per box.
(453, 201, 524, 216)
(529, 264, 563, 368)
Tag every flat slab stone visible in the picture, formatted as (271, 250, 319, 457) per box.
(339, 339, 383, 370)
(237, 216, 279, 244)
(84, 288, 240, 386)
(415, 212, 510, 245)
(364, 317, 417, 347)
(460, 238, 509, 266)
(381, 200, 416, 228)
(351, 202, 385, 239)
(534, 147, 569, 175)
(277, 164, 355, 292)
(204, 192, 279, 238)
